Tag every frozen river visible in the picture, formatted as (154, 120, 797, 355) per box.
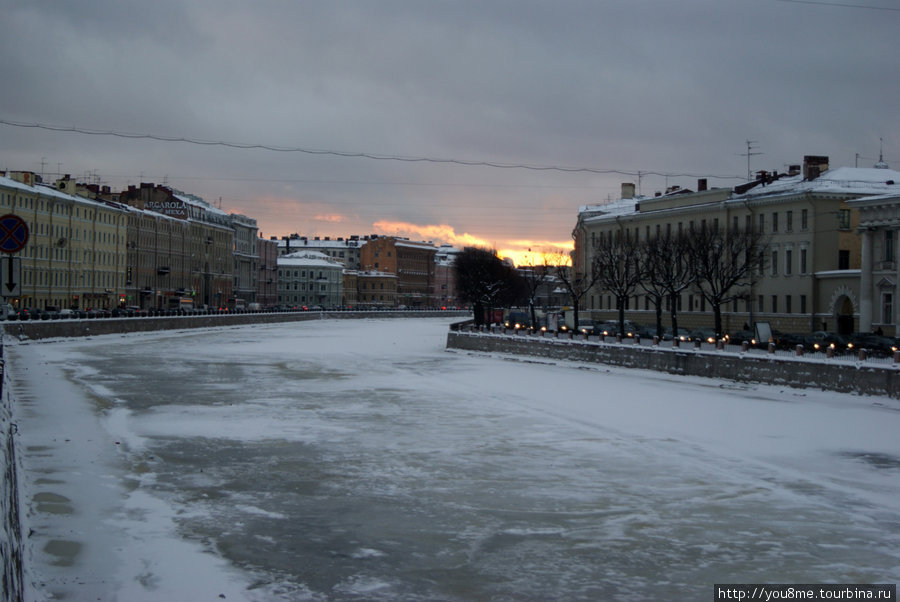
(7, 318, 900, 600)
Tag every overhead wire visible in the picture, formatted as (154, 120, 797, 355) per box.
(0, 118, 746, 182)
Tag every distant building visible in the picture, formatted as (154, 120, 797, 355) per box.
(119, 183, 234, 310)
(359, 236, 436, 307)
(273, 234, 364, 269)
(256, 237, 279, 308)
(229, 213, 258, 304)
(277, 251, 343, 308)
(356, 270, 398, 307)
(434, 244, 460, 307)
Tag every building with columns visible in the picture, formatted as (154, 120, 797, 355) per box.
(848, 192, 899, 335)
(574, 156, 900, 336)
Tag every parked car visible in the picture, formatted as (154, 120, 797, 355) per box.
(847, 333, 898, 357)
(504, 311, 532, 330)
(663, 327, 690, 342)
(804, 331, 849, 353)
(688, 327, 718, 344)
(724, 329, 755, 345)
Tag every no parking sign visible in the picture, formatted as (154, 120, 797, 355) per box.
(0, 214, 28, 298)
(0, 214, 29, 253)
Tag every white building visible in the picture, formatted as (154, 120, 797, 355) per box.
(276, 251, 343, 308)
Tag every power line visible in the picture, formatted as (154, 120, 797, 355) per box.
(0, 118, 746, 181)
(774, 0, 900, 11)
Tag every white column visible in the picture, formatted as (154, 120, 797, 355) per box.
(859, 228, 873, 333)
(895, 228, 900, 334)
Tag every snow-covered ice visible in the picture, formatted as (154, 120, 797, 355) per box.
(6, 318, 900, 600)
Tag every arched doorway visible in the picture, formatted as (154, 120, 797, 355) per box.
(836, 296, 855, 335)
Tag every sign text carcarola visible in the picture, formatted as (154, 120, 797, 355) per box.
(146, 200, 188, 220)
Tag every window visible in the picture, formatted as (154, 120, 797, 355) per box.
(758, 213, 765, 232)
(838, 250, 850, 270)
(785, 295, 792, 314)
(883, 293, 893, 325)
(800, 295, 807, 314)
(771, 295, 778, 313)
(885, 230, 895, 263)
(785, 249, 792, 275)
(801, 209, 808, 230)
(772, 212, 778, 232)
(837, 209, 851, 231)
(786, 210, 793, 231)
(771, 250, 778, 275)
(758, 295, 764, 313)
(800, 248, 808, 274)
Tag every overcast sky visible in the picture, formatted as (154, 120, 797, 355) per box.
(1, 0, 896, 263)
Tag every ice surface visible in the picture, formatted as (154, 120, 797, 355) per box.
(6, 318, 900, 600)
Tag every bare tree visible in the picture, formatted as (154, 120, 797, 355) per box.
(517, 252, 551, 330)
(685, 225, 766, 337)
(592, 230, 642, 336)
(637, 235, 669, 338)
(546, 252, 598, 332)
(455, 247, 524, 326)
(645, 232, 695, 338)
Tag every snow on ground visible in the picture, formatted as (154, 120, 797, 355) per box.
(5, 318, 900, 600)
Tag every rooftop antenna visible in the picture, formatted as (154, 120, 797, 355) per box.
(874, 137, 889, 169)
(738, 140, 762, 181)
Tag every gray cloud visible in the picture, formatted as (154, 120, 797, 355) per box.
(1, 0, 896, 254)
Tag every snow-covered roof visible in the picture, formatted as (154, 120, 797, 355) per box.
(173, 191, 228, 217)
(578, 165, 900, 223)
(0, 175, 110, 210)
(395, 240, 437, 251)
(278, 250, 344, 268)
(735, 166, 900, 200)
(276, 237, 362, 249)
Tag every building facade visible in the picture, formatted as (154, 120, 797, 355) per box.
(356, 270, 398, 307)
(359, 236, 436, 307)
(230, 213, 258, 305)
(119, 184, 234, 309)
(0, 172, 128, 311)
(257, 237, 279, 308)
(276, 251, 343, 308)
(574, 157, 900, 336)
(848, 192, 899, 335)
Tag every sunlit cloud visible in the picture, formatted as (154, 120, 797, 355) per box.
(313, 214, 346, 223)
(373, 220, 572, 267)
(373, 220, 491, 248)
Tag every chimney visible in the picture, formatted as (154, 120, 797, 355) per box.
(621, 182, 635, 199)
(803, 155, 829, 181)
(697, 178, 708, 192)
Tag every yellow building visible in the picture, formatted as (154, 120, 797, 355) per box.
(574, 157, 900, 336)
(0, 172, 127, 311)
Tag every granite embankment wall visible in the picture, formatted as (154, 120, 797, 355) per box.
(446, 330, 899, 399)
(1, 310, 468, 341)
(1, 343, 24, 601)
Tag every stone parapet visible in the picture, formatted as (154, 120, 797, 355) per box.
(446, 331, 898, 399)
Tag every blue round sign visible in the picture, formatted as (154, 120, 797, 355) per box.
(0, 214, 29, 254)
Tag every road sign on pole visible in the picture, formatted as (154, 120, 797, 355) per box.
(0, 214, 29, 254)
(1, 255, 21, 297)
